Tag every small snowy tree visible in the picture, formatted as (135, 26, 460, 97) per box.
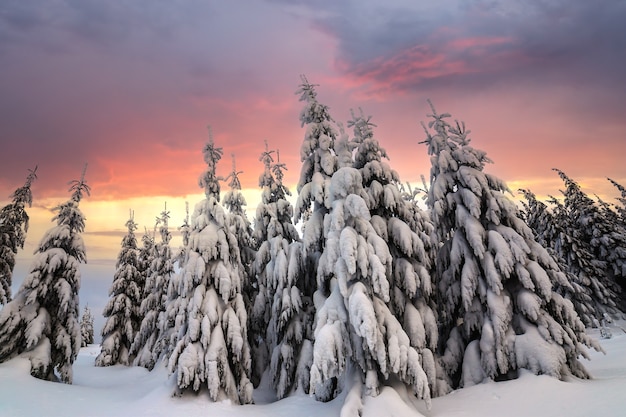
(156, 203, 192, 366)
(421, 103, 601, 389)
(131, 204, 174, 369)
(250, 142, 312, 397)
(0, 166, 38, 305)
(167, 129, 253, 404)
(222, 154, 255, 308)
(96, 211, 144, 366)
(0, 165, 89, 383)
(80, 305, 94, 347)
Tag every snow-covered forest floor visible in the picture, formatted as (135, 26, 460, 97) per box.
(1, 322, 625, 417)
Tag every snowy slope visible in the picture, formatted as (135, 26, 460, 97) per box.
(1, 324, 626, 417)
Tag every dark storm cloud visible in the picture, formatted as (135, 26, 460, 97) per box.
(301, 0, 626, 95)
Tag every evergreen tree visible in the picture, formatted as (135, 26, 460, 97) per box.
(608, 177, 626, 223)
(131, 204, 174, 369)
(292, 76, 340, 400)
(137, 226, 156, 298)
(0, 166, 38, 305)
(250, 142, 311, 398)
(519, 189, 609, 327)
(168, 129, 253, 404)
(310, 164, 432, 409)
(422, 103, 601, 389)
(349, 109, 444, 396)
(96, 211, 143, 366)
(553, 169, 625, 310)
(222, 154, 255, 308)
(156, 203, 191, 366)
(294, 75, 338, 271)
(0, 165, 89, 383)
(80, 305, 95, 347)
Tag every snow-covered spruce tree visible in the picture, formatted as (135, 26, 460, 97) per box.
(222, 154, 255, 309)
(168, 130, 253, 404)
(553, 169, 626, 310)
(138, 226, 156, 297)
(347, 109, 445, 396)
(0, 166, 90, 383)
(156, 203, 191, 365)
(309, 149, 433, 412)
(292, 76, 340, 400)
(519, 189, 609, 327)
(421, 103, 601, 389)
(96, 211, 144, 366)
(131, 204, 174, 370)
(80, 305, 95, 347)
(608, 178, 626, 223)
(0, 166, 38, 305)
(250, 142, 312, 397)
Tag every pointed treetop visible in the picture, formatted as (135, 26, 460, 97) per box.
(126, 209, 138, 234)
(202, 125, 224, 170)
(25, 166, 38, 187)
(225, 153, 244, 191)
(348, 107, 377, 141)
(10, 166, 39, 207)
(259, 140, 275, 169)
(68, 163, 90, 202)
(272, 149, 288, 187)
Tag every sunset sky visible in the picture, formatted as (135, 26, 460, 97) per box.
(2, 1, 626, 332)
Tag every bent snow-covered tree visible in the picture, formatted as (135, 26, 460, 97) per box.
(80, 305, 95, 347)
(0, 166, 38, 305)
(422, 103, 601, 389)
(0, 166, 89, 383)
(168, 129, 253, 404)
(554, 169, 626, 311)
(96, 211, 143, 366)
(250, 142, 312, 398)
(520, 189, 619, 326)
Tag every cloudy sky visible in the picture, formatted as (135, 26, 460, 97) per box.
(2, 0, 625, 331)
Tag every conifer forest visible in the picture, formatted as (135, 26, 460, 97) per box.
(1, 79, 626, 416)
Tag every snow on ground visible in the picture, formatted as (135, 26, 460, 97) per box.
(2, 323, 626, 417)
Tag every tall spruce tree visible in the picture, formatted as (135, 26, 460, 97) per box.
(294, 75, 338, 272)
(80, 305, 95, 347)
(348, 109, 444, 396)
(310, 165, 433, 410)
(422, 103, 601, 389)
(131, 204, 174, 369)
(250, 142, 311, 398)
(168, 129, 253, 404)
(0, 165, 89, 383)
(96, 211, 144, 366)
(0, 166, 38, 305)
(292, 76, 341, 401)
